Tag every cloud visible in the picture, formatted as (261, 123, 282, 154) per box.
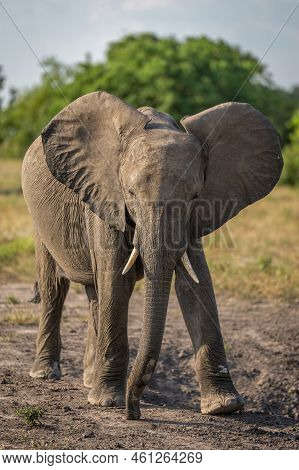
(122, 0, 175, 11)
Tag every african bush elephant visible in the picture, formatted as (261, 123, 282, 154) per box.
(22, 91, 283, 419)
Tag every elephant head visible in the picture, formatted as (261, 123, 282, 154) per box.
(41, 91, 283, 418)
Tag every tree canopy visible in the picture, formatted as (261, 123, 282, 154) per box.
(281, 109, 299, 186)
(0, 33, 298, 182)
(0, 65, 5, 110)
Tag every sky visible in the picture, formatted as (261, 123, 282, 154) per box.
(0, 0, 298, 100)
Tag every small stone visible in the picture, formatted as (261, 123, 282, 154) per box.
(83, 431, 95, 439)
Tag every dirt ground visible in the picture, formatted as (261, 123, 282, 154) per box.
(0, 283, 298, 450)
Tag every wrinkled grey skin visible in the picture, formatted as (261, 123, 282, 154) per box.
(22, 92, 283, 419)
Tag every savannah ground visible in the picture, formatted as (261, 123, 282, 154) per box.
(0, 160, 298, 449)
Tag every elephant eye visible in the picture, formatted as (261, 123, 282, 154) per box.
(128, 188, 135, 197)
(191, 193, 199, 201)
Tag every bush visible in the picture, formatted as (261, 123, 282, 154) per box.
(0, 34, 298, 162)
(16, 405, 44, 426)
(281, 144, 299, 186)
(280, 109, 299, 186)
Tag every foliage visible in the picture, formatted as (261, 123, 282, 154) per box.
(280, 109, 299, 186)
(0, 34, 298, 166)
(16, 405, 44, 426)
(0, 65, 5, 108)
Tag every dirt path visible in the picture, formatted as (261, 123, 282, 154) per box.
(0, 283, 298, 450)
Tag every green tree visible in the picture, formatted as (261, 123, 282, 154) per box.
(0, 58, 69, 159)
(0, 34, 298, 166)
(0, 65, 5, 109)
(94, 34, 297, 142)
(281, 110, 299, 186)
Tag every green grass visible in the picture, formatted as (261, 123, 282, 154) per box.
(16, 405, 44, 426)
(0, 159, 298, 302)
(0, 237, 35, 282)
(0, 238, 35, 263)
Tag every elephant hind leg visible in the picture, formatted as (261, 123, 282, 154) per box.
(30, 233, 70, 380)
(83, 284, 98, 388)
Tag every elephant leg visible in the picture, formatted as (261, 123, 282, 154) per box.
(83, 284, 98, 388)
(88, 274, 135, 407)
(30, 233, 69, 380)
(175, 242, 244, 415)
(87, 226, 136, 408)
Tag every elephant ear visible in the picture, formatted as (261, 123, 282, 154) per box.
(41, 91, 150, 231)
(181, 102, 283, 236)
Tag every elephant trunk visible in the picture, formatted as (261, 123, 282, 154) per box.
(126, 249, 173, 419)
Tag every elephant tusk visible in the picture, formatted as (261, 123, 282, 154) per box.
(181, 251, 199, 284)
(122, 247, 139, 275)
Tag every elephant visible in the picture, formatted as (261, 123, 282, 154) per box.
(22, 91, 283, 420)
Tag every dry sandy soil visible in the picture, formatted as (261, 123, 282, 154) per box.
(0, 283, 298, 450)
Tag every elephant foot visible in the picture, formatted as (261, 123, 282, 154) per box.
(201, 392, 245, 415)
(83, 369, 94, 388)
(88, 386, 125, 408)
(126, 391, 141, 420)
(198, 357, 244, 415)
(30, 359, 61, 380)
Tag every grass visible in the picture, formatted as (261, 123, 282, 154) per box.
(5, 294, 20, 305)
(0, 159, 298, 302)
(0, 160, 35, 282)
(204, 185, 299, 302)
(2, 309, 39, 325)
(16, 405, 44, 426)
(0, 333, 16, 343)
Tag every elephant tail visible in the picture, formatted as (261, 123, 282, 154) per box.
(29, 281, 41, 304)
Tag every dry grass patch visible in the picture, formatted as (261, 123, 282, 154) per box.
(204, 185, 299, 302)
(2, 309, 39, 325)
(5, 294, 21, 305)
(0, 160, 34, 282)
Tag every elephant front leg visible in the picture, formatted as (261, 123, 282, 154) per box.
(83, 284, 99, 388)
(88, 261, 135, 408)
(175, 242, 244, 415)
